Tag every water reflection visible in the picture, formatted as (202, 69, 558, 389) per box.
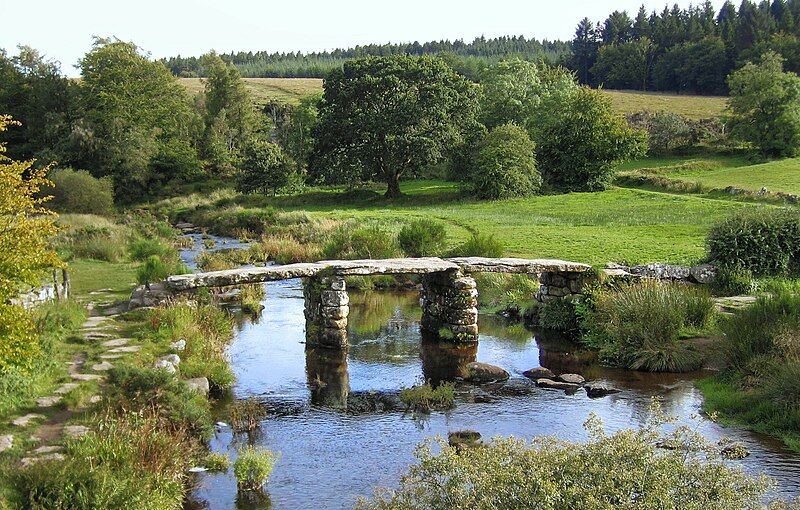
(188, 280, 800, 510)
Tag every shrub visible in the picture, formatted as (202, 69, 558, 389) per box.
(358, 411, 770, 509)
(45, 168, 115, 215)
(205, 452, 230, 472)
(399, 382, 455, 413)
(234, 446, 277, 492)
(56, 225, 127, 262)
(538, 299, 579, 332)
(707, 208, 800, 276)
(468, 123, 542, 199)
(322, 226, 398, 260)
(137, 255, 189, 287)
(398, 219, 447, 257)
(129, 238, 172, 262)
(450, 232, 504, 258)
(583, 280, 711, 372)
(0, 303, 39, 372)
(230, 397, 268, 433)
(535, 87, 646, 192)
(711, 265, 756, 296)
(473, 273, 539, 313)
(236, 139, 296, 195)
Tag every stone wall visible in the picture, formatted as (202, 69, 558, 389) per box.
(303, 275, 349, 348)
(420, 271, 479, 342)
(10, 270, 70, 310)
(535, 271, 586, 303)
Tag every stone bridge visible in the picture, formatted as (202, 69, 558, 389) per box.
(143, 257, 591, 349)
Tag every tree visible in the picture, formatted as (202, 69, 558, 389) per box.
(572, 18, 599, 84)
(728, 51, 800, 156)
(236, 139, 295, 195)
(200, 52, 258, 173)
(0, 116, 61, 371)
(468, 123, 541, 200)
(535, 88, 646, 191)
(601, 11, 634, 44)
(79, 39, 201, 197)
(310, 56, 478, 198)
(276, 93, 321, 169)
(591, 38, 654, 90)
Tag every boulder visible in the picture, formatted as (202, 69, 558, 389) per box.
(556, 373, 585, 385)
(159, 354, 181, 366)
(153, 359, 177, 374)
(689, 264, 716, 284)
(185, 377, 210, 396)
(584, 381, 620, 398)
(523, 367, 556, 380)
(448, 430, 482, 448)
(170, 339, 187, 352)
(536, 378, 581, 391)
(464, 362, 510, 383)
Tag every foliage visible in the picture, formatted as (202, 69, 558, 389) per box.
(711, 265, 756, 296)
(44, 168, 114, 215)
(204, 453, 230, 472)
(310, 55, 479, 198)
(358, 410, 770, 509)
(473, 273, 539, 313)
(79, 39, 201, 198)
(538, 299, 579, 332)
(399, 382, 455, 413)
(583, 280, 712, 372)
(136, 255, 188, 287)
(322, 226, 399, 260)
(397, 219, 447, 257)
(0, 303, 38, 372)
(468, 123, 541, 199)
(627, 112, 717, 155)
(591, 38, 654, 90)
(728, 52, 800, 158)
(535, 87, 646, 192)
(275, 93, 321, 168)
(12, 412, 200, 510)
(707, 208, 800, 276)
(234, 446, 277, 492)
(230, 397, 268, 433)
(236, 139, 295, 195)
(128, 238, 173, 262)
(450, 233, 504, 258)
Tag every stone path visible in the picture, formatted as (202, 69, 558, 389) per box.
(713, 295, 758, 315)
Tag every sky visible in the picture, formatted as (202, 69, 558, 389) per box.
(1, 0, 728, 77)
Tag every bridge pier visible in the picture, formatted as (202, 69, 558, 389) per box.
(303, 275, 349, 348)
(535, 270, 586, 302)
(420, 270, 479, 343)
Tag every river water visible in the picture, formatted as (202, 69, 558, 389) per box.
(181, 239, 800, 510)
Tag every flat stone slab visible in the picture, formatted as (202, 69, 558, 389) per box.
(81, 317, 109, 328)
(166, 257, 592, 291)
(91, 362, 114, 372)
(100, 338, 130, 347)
(0, 435, 13, 452)
(536, 378, 581, 391)
(448, 257, 592, 274)
(12, 413, 45, 427)
(99, 354, 124, 360)
(71, 373, 103, 382)
(36, 395, 62, 408)
(108, 345, 141, 353)
(32, 445, 63, 454)
(54, 383, 79, 395)
(21, 453, 64, 467)
(63, 425, 90, 438)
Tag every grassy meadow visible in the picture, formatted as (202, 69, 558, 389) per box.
(180, 77, 322, 105)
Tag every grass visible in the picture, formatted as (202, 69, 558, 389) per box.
(67, 259, 139, 302)
(399, 382, 456, 413)
(602, 89, 727, 120)
(180, 77, 322, 105)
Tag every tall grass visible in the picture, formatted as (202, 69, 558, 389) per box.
(584, 280, 714, 372)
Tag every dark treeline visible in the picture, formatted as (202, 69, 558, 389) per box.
(161, 36, 572, 80)
(568, 0, 800, 95)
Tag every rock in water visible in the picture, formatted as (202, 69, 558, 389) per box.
(536, 378, 581, 391)
(464, 362, 510, 383)
(557, 373, 585, 385)
(522, 367, 556, 380)
(448, 430, 482, 448)
(584, 381, 620, 398)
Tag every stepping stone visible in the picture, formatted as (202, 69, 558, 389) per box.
(108, 345, 140, 353)
(81, 317, 108, 328)
(99, 354, 124, 360)
(32, 445, 63, 455)
(91, 362, 114, 372)
(556, 373, 586, 385)
(85, 332, 113, 339)
(63, 425, 90, 438)
(71, 374, 103, 382)
(12, 414, 45, 427)
(54, 383, 79, 395)
(536, 378, 581, 391)
(21, 453, 64, 467)
(523, 367, 556, 380)
(100, 338, 129, 348)
(0, 435, 13, 452)
(36, 395, 62, 408)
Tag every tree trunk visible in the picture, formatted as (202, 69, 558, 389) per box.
(384, 171, 402, 199)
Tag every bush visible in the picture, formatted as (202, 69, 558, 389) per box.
(56, 225, 127, 262)
(234, 446, 277, 492)
(230, 397, 268, 432)
(358, 410, 769, 509)
(707, 208, 800, 276)
(399, 383, 455, 413)
(535, 87, 646, 192)
(450, 232, 504, 258)
(468, 123, 542, 199)
(204, 452, 230, 472)
(398, 219, 447, 257)
(322, 226, 398, 260)
(236, 139, 296, 195)
(45, 168, 115, 215)
(538, 299, 579, 332)
(129, 238, 173, 262)
(583, 280, 712, 372)
(711, 265, 756, 296)
(137, 255, 176, 286)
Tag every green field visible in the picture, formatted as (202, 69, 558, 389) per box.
(178, 78, 727, 118)
(621, 156, 800, 195)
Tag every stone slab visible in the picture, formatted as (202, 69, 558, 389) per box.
(12, 413, 44, 427)
(108, 345, 141, 353)
(71, 373, 103, 382)
(100, 338, 130, 348)
(448, 257, 592, 274)
(36, 395, 62, 408)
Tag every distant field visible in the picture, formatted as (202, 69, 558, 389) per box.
(650, 157, 800, 195)
(179, 78, 727, 118)
(180, 77, 322, 105)
(603, 90, 727, 120)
